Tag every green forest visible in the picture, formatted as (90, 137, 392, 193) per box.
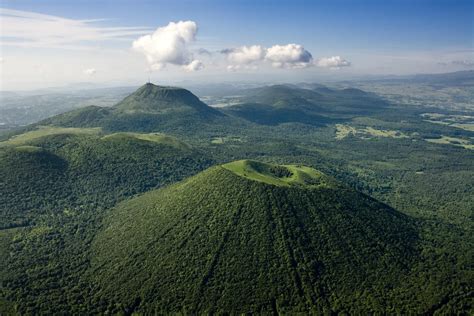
(0, 82, 472, 314)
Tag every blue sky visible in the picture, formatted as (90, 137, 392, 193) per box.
(1, 0, 473, 89)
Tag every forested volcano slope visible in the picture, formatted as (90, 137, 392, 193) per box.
(90, 160, 419, 314)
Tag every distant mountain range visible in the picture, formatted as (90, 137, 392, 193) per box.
(1, 70, 471, 129)
(27, 82, 387, 132)
(223, 84, 386, 125)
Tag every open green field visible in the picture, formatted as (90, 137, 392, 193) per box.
(1, 126, 101, 146)
(425, 135, 474, 150)
(101, 132, 190, 149)
(452, 123, 474, 131)
(335, 124, 410, 140)
(1, 128, 191, 151)
(421, 113, 474, 131)
(335, 124, 358, 139)
(210, 136, 244, 144)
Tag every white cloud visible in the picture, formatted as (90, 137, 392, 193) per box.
(226, 65, 239, 72)
(316, 56, 351, 69)
(226, 64, 258, 72)
(184, 60, 204, 71)
(132, 20, 203, 71)
(0, 8, 151, 49)
(83, 68, 96, 75)
(222, 43, 313, 69)
(265, 44, 313, 68)
(223, 45, 266, 65)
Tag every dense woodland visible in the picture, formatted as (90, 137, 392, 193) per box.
(0, 82, 472, 314)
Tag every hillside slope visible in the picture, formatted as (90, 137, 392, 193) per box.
(39, 83, 227, 133)
(223, 84, 388, 125)
(0, 129, 211, 228)
(90, 160, 419, 314)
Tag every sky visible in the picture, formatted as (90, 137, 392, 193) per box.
(0, 0, 473, 90)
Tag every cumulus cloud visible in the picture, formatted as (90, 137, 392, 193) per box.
(265, 44, 313, 68)
(316, 56, 351, 68)
(132, 20, 203, 71)
(223, 45, 266, 65)
(221, 43, 313, 69)
(226, 65, 239, 72)
(184, 59, 204, 71)
(83, 68, 96, 75)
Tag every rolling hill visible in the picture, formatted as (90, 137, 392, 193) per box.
(89, 160, 419, 314)
(28, 83, 389, 132)
(241, 84, 323, 109)
(0, 128, 212, 229)
(39, 83, 227, 133)
(223, 84, 388, 125)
